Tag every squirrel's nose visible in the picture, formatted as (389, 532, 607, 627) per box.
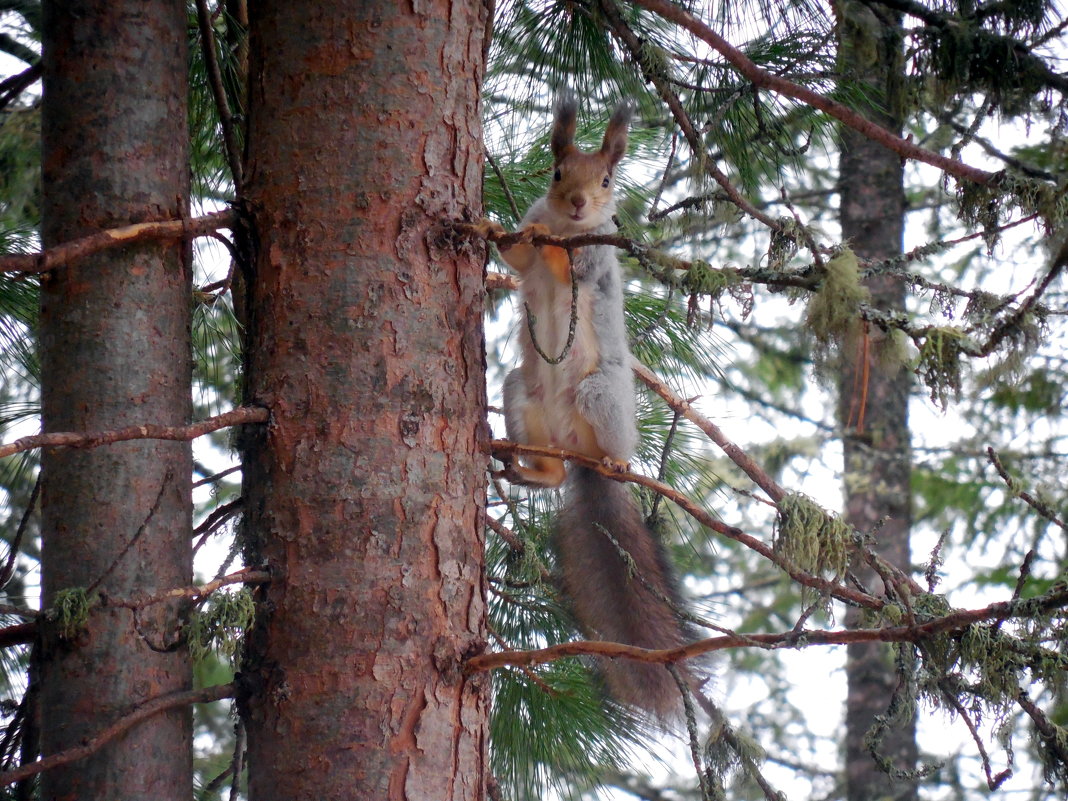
(571, 195, 586, 210)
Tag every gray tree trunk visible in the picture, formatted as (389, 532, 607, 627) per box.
(38, 1, 193, 799)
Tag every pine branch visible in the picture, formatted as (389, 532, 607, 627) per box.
(466, 585, 1068, 672)
(489, 438, 884, 609)
(629, 0, 996, 186)
(596, 0, 781, 230)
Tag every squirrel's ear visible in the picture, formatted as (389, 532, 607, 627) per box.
(601, 101, 633, 169)
(551, 93, 578, 163)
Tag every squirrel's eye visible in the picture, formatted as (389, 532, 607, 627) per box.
(601, 175, 611, 188)
(553, 168, 562, 182)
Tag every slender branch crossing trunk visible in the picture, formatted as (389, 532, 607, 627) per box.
(38, 2, 193, 798)
(836, 2, 918, 799)
(239, 2, 490, 798)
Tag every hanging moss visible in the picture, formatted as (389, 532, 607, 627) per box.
(958, 171, 1068, 250)
(914, 326, 969, 409)
(766, 216, 803, 271)
(804, 247, 872, 380)
(774, 493, 852, 597)
(188, 587, 256, 667)
(682, 259, 740, 298)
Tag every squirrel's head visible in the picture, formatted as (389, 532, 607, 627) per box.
(545, 96, 632, 232)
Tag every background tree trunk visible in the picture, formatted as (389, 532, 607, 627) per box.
(38, 1, 193, 799)
(238, 2, 490, 798)
(836, 2, 918, 799)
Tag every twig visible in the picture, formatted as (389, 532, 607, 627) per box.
(193, 465, 241, 488)
(87, 470, 173, 595)
(1016, 689, 1068, 769)
(229, 719, 246, 801)
(0, 569, 269, 650)
(631, 361, 787, 502)
(0, 683, 234, 786)
(940, 679, 1012, 790)
(0, 210, 236, 274)
(986, 447, 1068, 531)
(193, 498, 244, 556)
(484, 149, 521, 221)
(105, 568, 270, 611)
(0, 406, 269, 460)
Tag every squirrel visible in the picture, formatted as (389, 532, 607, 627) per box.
(483, 96, 696, 720)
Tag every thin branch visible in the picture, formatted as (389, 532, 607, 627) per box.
(0, 569, 269, 650)
(0, 406, 269, 460)
(195, 0, 244, 190)
(484, 148, 521, 221)
(0, 474, 39, 590)
(87, 470, 173, 595)
(194, 464, 241, 488)
(466, 584, 1068, 672)
(0, 210, 236, 274)
(193, 498, 244, 556)
(0, 62, 40, 112)
(632, 361, 787, 502)
(986, 447, 1068, 531)
(0, 683, 235, 786)
(629, 0, 995, 186)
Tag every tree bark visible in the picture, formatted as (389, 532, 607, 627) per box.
(836, 2, 918, 800)
(38, 2, 192, 800)
(239, 2, 490, 799)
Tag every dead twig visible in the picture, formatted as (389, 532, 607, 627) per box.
(0, 406, 268, 460)
(0, 683, 234, 786)
(0, 210, 236, 274)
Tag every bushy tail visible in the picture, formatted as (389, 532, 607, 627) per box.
(554, 467, 693, 719)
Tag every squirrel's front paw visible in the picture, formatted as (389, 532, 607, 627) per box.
(518, 222, 552, 243)
(600, 456, 631, 474)
(471, 218, 506, 239)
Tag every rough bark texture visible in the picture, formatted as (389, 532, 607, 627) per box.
(836, 2, 918, 800)
(38, 2, 192, 799)
(239, 2, 489, 799)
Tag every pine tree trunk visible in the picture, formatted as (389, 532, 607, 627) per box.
(238, 2, 490, 798)
(38, 2, 192, 799)
(836, 3, 918, 800)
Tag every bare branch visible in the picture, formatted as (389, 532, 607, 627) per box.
(106, 568, 270, 611)
(0, 683, 235, 786)
(0, 406, 268, 460)
(0, 210, 236, 274)
(597, 0, 781, 229)
(987, 447, 1068, 531)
